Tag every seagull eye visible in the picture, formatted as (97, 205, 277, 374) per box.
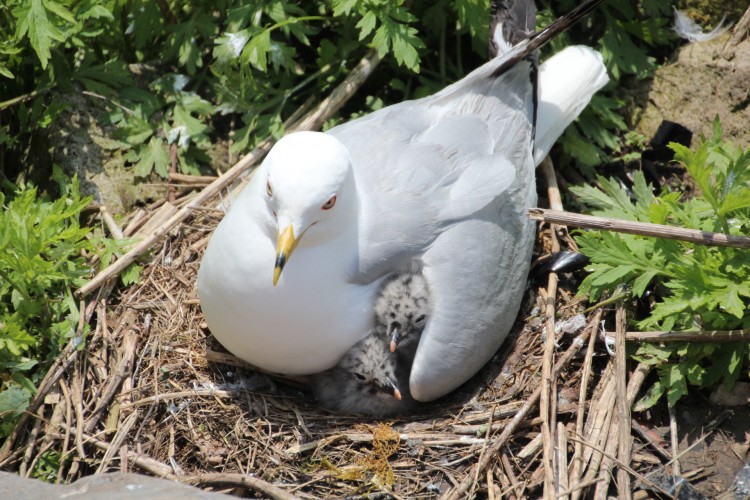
(354, 372, 366, 381)
(266, 180, 273, 197)
(321, 195, 337, 210)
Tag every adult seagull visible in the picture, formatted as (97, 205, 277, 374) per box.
(198, 0, 608, 401)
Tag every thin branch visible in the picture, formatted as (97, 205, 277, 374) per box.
(181, 473, 301, 500)
(539, 156, 562, 500)
(569, 309, 602, 500)
(615, 302, 632, 500)
(606, 329, 750, 342)
(528, 208, 750, 248)
(76, 50, 382, 297)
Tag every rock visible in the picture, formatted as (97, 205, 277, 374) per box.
(46, 92, 163, 215)
(631, 35, 750, 149)
(0, 471, 232, 500)
(710, 381, 750, 406)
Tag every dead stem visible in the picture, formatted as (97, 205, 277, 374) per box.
(615, 302, 632, 499)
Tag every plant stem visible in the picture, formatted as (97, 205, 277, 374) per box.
(528, 208, 750, 249)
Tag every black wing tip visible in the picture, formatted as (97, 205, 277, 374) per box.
(490, 0, 606, 79)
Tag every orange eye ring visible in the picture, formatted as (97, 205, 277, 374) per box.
(266, 180, 273, 197)
(321, 195, 337, 210)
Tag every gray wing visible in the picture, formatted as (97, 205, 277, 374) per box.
(410, 174, 537, 401)
(328, 57, 538, 401)
(329, 59, 535, 283)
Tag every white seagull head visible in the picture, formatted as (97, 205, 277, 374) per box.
(262, 131, 356, 285)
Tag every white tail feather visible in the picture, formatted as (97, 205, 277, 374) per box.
(534, 45, 609, 165)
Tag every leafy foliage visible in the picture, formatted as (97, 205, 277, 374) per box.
(0, 172, 133, 438)
(1, 0, 677, 182)
(573, 119, 750, 407)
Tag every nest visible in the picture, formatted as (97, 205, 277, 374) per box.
(0, 164, 680, 499)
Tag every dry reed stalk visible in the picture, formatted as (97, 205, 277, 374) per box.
(539, 156, 563, 500)
(83, 329, 138, 434)
(57, 380, 73, 483)
(615, 302, 632, 500)
(488, 468, 504, 500)
(95, 410, 139, 474)
(501, 453, 525, 499)
(528, 208, 750, 248)
(568, 308, 602, 500)
(577, 365, 616, 489)
(606, 329, 750, 342)
(721, 5, 750, 57)
(557, 421, 569, 500)
(182, 473, 302, 500)
(18, 406, 44, 477)
(669, 403, 681, 477)
(469, 407, 495, 498)
(592, 363, 649, 499)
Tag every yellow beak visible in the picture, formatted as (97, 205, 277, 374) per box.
(273, 225, 301, 285)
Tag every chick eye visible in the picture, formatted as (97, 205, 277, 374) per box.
(266, 180, 273, 197)
(415, 314, 427, 326)
(354, 372, 366, 381)
(321, 195, 337, 210)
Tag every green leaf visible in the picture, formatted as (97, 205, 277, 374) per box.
(13, 0, 65, 69)
(356, 11, 377, 40)
(120, 264, 141, 287)
(663, 364, 688, 407)
(634, 380, 664, 412)
(132, 137, 170, 178)
(331, 0, 360, 16)
(245, 29, 271, 71)
(0, 385, 31, 414)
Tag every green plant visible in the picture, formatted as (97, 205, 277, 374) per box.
(0, 171, 132, 438)
(1, 0, 674, 183)
(572, 119, 750, 407)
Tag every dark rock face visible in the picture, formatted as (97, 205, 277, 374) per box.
(0, 472, 231, 500)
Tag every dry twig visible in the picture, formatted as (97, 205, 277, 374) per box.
(615, 302, 632, 499)
(528, 208, 750, 248)
(606, 329, 750, 342)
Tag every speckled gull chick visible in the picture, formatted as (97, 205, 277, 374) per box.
(374, 273, 430, 357)
(313, 272, 428, 416)
(311, 332, 417, 417)
(197, 0, 609, 402)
